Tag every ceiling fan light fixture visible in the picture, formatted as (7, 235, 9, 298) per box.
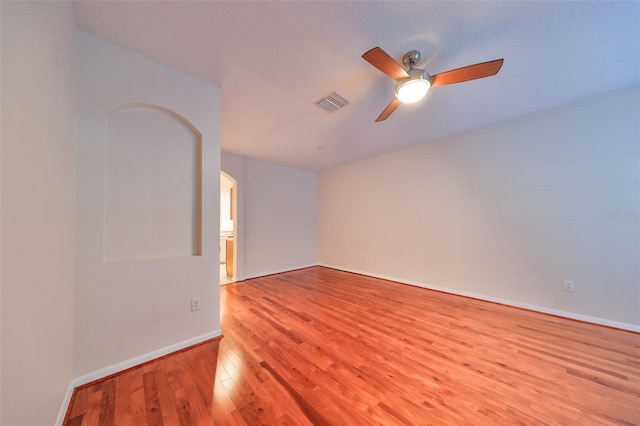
(395, 69, 430, 104)
(363, 46, 504, 122)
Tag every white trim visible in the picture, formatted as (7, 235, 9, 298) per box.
(55, 382, 76, 426)
(242, 263, 317, 281)
(72, 330, 222, 387)
(319, 263, 640, 333)
(56, 329, 222, 425)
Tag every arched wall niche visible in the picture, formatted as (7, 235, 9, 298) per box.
(103, 104, 203, 264)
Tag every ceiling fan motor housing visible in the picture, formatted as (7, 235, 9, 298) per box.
(402, 50, 421, 67)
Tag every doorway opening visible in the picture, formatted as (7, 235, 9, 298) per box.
(220, 172, 236, 285)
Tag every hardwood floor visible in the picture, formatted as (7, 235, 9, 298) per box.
(64, 266, 640, 425)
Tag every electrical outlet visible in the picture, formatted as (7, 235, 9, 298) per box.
(191, 297, 201, 311)
(563, 280, 575, 292)
(364, 255, 369, 262)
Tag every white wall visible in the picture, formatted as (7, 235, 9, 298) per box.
(222, 152, 318, 280)
(74, 31, 221, 377)
(1, 2, 77, 424)
(320, 85, 640, 329)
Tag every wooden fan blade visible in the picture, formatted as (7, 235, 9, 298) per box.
(429, 59, 504, 87)
(375, 98, 401, 122)
(363, 47, 409, 80)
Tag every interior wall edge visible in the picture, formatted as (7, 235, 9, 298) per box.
(319, 263, 640, 333)
(74, 29, 221, 377)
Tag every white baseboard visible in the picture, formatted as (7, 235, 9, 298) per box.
(319, 263, 640, 333)
(55, 382, 76, 426)
(56, 329, 222, 425)
(242, 263, 317, 281)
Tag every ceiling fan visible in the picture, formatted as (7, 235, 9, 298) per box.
(362, 47, 504, 122)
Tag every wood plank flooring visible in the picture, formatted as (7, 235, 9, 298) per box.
(64, 266, 640, 425)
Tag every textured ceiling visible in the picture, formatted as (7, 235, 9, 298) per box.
(74, 1, 640, 171)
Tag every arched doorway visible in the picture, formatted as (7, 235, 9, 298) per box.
(220, 172, 237, 285)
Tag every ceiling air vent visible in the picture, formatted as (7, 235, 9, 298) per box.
(314, 92, 350, 113)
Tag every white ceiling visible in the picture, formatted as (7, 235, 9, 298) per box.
(74, 1, 640, 171)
